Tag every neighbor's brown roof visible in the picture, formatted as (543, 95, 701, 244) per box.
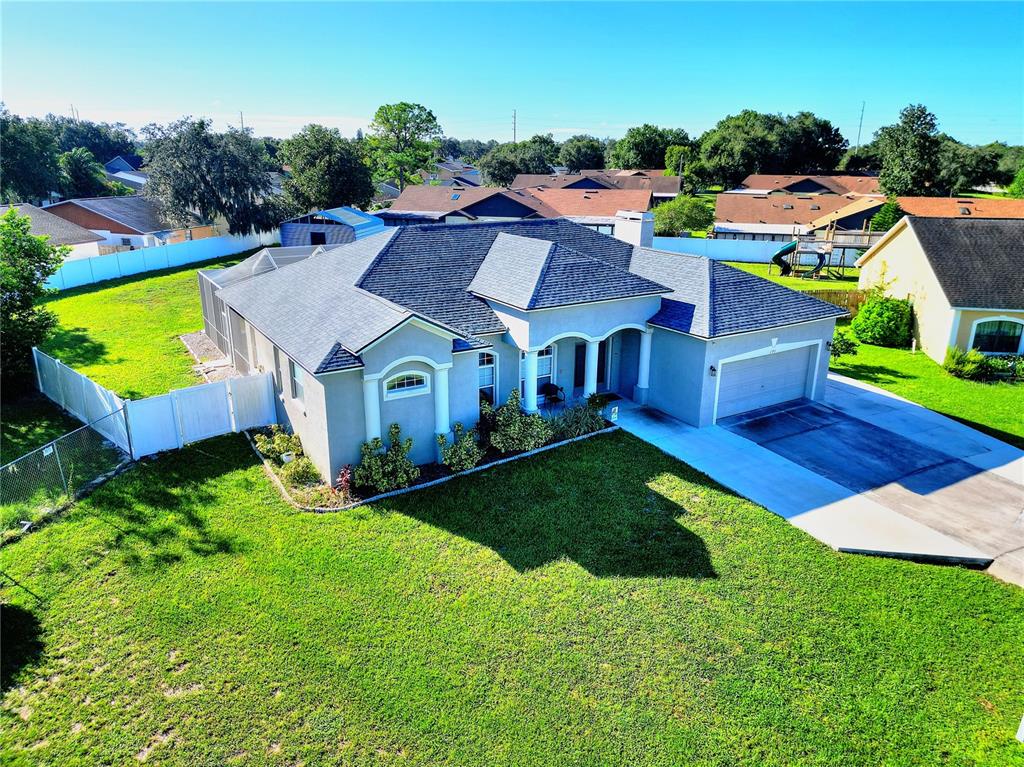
(511, 172, 680, 195)
(2, 203, 104, 245)
(896, 197, 1024, 219)
(388, 185, 558, 218)
(715, 193, 868, 226)
(528, 188, 652, 217)
(738, 174, 881, 196)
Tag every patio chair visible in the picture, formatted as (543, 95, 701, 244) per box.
(540, 382, 565, 404)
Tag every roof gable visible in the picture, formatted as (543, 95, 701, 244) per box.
(907, 217, 1024, 310)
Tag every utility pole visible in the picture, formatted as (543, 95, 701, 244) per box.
(512, 109, 517, 143)
(239, 111, 245, 130)
(855, 101, 865, 152)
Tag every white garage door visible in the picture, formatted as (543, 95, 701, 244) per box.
(716, 345, 813, 420)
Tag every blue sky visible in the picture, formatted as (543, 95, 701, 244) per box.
(3, 2, 1022, 145)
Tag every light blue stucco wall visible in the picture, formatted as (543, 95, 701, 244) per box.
(647, 328, 709, 426)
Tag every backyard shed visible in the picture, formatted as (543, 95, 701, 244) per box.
(279, 206, 386, 247)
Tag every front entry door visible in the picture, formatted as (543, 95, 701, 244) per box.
(573, 341, 608, 390)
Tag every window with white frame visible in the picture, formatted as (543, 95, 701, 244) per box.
(478, 351, 497, 404)
(972, 319, 1023, 354)
(384, 371, 430, 400)
(519, 346, 554, 395)
(289, 359, 305, 404)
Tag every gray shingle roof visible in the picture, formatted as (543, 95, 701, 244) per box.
(908, 217, 1024, 310)
(634, 247, 846, 337)
(53, 196, 194, 233)
(215, 230, 412, 374)
(3, 203, 103, 246)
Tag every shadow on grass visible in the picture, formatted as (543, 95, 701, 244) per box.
(393, 437, 717, 579)
(831, 362, 915, 385)
(0, 603, 43, 693)
(85, 437, 249, 570)
(40, 326, 112, 369)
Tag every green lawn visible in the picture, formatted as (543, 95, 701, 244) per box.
(2, 432, 1022, 766)
(725, 261, 860, 291)
(832, 342, 1024, 448)
(0, 394, 81, 464)
(38, 249, 261, 400)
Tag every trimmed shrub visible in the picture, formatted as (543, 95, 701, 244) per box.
(943, 347, 994, 381)
(551, 402, 606, 441)
(355, 423, 420, 494)
(829, 330, 860, 362)
(281, 456, 321, 487)
(488, 388, 553, 454)
(851, 296, 913, 347)
(254, 425, 303, 463)
(437, 422, 485, 472)
(987, 354, 1023, 379)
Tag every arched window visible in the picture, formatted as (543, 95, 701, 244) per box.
(384, 371, 430, 400)
(972, 319, 1023, 354)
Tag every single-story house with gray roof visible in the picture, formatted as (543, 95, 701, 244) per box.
(3, 203, 104, 259)
(203, 214, 845, 479)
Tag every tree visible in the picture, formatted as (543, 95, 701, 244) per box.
(664, 145, 704, 193)
(981, 142, 1024, 187)
(779, 111, 847, 173)
(869, 197, 905, 231)
(1, 106, 61, 203)
(838, 140, 882, 173)
(558, 135, 605, 172)
(0, 208, 66, 393)
(478, 141, 552, 185)
(458, 139, 496, 163)
(698, 111, 787, 187)
(1006, 166, 1024, 198)
(651, 195, 714, 236)
(935, 136, 998, 195)
(876, 104, 941, 196)
(45, 115, 136, 161)
(438, 136, 462, 160)
(367, 102, 441, 191)
(524, 134, 560, 164)
(278, 124, 375, 212)
(609, 125, 691, 169)
(58, 147, 110, 199)
(143, 117, 277, 235)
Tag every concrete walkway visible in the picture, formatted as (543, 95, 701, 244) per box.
(614, 374, 1023, 586)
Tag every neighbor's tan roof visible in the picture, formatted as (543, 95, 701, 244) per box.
(738, 174, 881, 196)
(896, 197, 1024, 218)
(528, 188, 652, 217)
(715, 193, 867, 226)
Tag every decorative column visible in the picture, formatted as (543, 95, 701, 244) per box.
(362, 376, 381, 442)
(583, 339, 600, 397)
(522, 350, 539, 412)
(434, 367, 450, 437)
(635, 328, 653, 404)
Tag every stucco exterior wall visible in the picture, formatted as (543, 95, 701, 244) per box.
(646, 328, 709, 426)
(858, 225, 954, 362)
(955, 309, 1024, 352)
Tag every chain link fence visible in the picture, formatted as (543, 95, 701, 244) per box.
(1, 409, 131, 542)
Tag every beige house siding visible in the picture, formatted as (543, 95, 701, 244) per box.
(955, 309, 1024, 351)
(858, 223, 954, 363)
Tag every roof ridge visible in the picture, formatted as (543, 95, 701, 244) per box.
(706, 259, 717, 336)
(353, 227, 402, 291)
(526, 241, 559, 309)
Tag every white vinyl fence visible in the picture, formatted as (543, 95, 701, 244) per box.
(33, 348, 277, 460)
(45, 230, 278, 291)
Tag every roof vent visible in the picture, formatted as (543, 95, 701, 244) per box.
(810, 205, 820, 210)
(959, 207, 971, 215)
(783, 204, 794, 210)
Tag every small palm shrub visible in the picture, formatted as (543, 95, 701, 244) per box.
(281, 456, 321, 487)
(550, 403, 606, 441)
(943, 346, 994, 381)
(488, 388, 553, 454)
(829, 330, 860, 362)
(355, 423, 420, 493)
(851, 296, 913, 347)
(254, 425, 303, 462)
(437, 422, 484, 472)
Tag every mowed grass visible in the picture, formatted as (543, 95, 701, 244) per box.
(725, 261, 860, 291)
(38, 249, 262, 399)
(2, 432, 1022, 766)
(832, 342, 1024, 449)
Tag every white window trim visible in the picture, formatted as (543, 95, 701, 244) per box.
(966, 315, 1024, 355)
(383, 371, 431, 401)
(478, 350, 499, 402)
(520, 345, 556, 392)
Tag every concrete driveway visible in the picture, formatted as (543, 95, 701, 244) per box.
(614, 374, 1024, 585)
